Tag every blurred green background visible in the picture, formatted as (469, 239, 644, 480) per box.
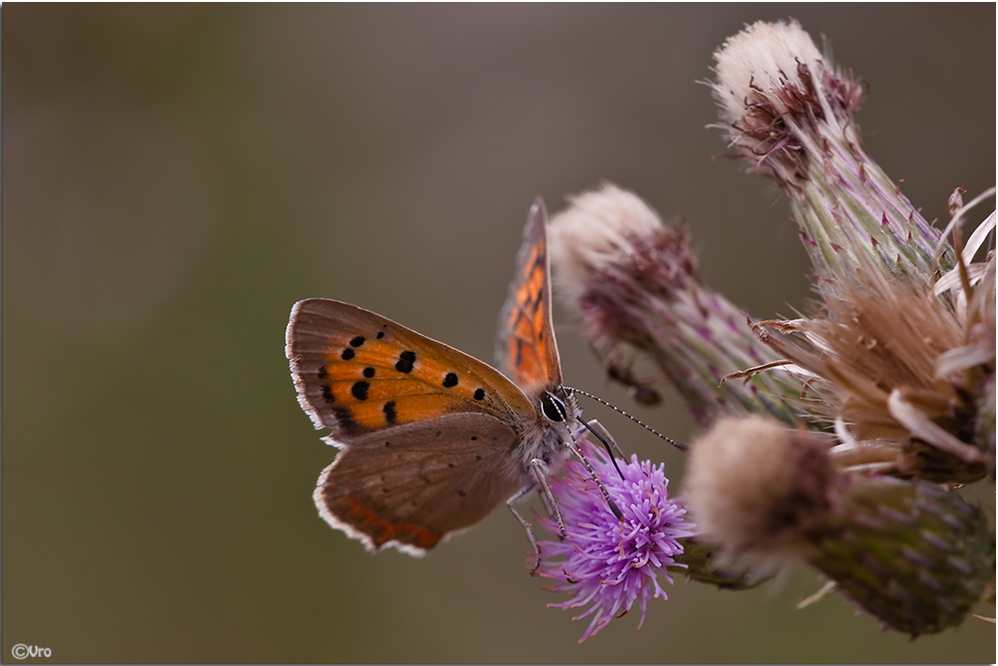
(4, 4, 994, 663)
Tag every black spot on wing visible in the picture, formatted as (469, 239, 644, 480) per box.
(383, 400, 397, 425)
(349, 336, 365, 348)
(363, 366, 375, 378)
(351, 381, 370, 401)
(341, 348, 355, 361)
(334, 407, 358, 434)
(321, 384, 335, 404)
(473, 388, 485, 401)
(443, 372, 458, 388)
(396, 350, 416, 373)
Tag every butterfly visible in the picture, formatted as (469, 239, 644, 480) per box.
(285, 198, 590, 556)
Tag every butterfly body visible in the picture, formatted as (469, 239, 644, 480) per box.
(286, 199, 579, 555)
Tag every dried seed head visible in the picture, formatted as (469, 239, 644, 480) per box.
(709, 19, 947, 283)
(548, 184, 806, 426)
(754, 243, 994, 482)
(710, 18, 862, 182)
(548, 182, 674, 311)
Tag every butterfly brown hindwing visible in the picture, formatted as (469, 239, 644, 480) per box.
(495, 198, 563, 400)
(314, 413, 527, 554)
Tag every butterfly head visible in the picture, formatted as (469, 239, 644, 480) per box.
(539, 388, 575, 425)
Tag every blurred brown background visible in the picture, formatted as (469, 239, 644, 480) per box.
(3, 4, 994, 663)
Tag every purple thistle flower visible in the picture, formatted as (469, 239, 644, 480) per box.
(536, 441, 696, 642)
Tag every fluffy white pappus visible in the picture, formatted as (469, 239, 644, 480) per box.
(684, 415, 835, 572)
(711, 18, 825, 126)
(548, 183, 664, 309)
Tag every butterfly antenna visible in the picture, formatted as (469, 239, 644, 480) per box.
(568, 387, 689, 453)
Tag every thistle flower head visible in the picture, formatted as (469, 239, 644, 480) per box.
(535, 441, 695, 642)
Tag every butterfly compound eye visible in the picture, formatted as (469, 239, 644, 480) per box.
(540, 392, 568, 423)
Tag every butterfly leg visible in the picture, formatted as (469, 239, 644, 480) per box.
(565, 439, 624, 521)
(530, 458, 567, 538)
(506, 460, 568, 575)
(506, 481, 543, 574)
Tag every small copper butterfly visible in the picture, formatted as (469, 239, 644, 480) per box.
(286, 199, 585, 555)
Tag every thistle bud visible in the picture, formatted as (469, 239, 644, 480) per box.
(684, 416, 835, 572)
(671, 535, 769, 591)
(684, 416, 995, 635)
(808, 474, 995, 636)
